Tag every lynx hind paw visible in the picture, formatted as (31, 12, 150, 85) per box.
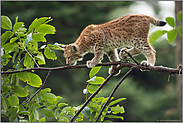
(119, 48, 128, 59)
(140, 61, 153, 72)
(141, 61, 153, 66)
(108, 65, 121, 76)
(86, 61, 96, 68)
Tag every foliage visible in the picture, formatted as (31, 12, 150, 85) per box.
(149, 10, 182, 44)
(1, 16, 126, 122)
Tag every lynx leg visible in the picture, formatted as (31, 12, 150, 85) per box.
(87, 49, 104, 68)
(134, 41, 156, 66)
(106, 49, 121, 76)
(119, 47, 141, 59)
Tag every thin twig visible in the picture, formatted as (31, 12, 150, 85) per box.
(23, 70, 52, 107)
(18, 36, 40, 68)
(1, 61, 181, 75)
(70, 65, 123, 122)
(123, 50, 140, 65)
(95, 68, 134, 122)
(70, 74, 113, 122)
(58, 59, 65, 66)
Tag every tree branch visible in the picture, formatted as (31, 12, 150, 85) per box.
(95, 68, 134, 121)
(70, 65, 123, 122)
(23, 70, 52, 107)
(1, 61, 182, 75)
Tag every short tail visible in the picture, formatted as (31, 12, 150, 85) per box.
(145, 15, 166, 26)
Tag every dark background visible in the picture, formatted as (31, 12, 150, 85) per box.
(1, 1, 181, 122)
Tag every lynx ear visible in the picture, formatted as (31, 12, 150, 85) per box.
(71, 45, 77, 52)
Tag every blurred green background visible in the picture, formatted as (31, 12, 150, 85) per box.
(1, 1, 181, 122)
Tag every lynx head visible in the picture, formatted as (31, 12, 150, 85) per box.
(60, 44, 83, 66)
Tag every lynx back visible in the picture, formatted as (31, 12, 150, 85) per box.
(61, 14, 166, 75)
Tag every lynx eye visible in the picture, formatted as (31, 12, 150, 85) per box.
(67, 57, 70, 60)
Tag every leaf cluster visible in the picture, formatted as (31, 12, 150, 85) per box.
(149, 11, 182, 44)
(1, 15, 126, 122)
(82, 66, 126, 122)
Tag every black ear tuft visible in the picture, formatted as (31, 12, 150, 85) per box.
(71, 45, 77, 52)
(159, 21, 166, 26)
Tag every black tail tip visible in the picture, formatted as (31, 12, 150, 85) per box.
(159, 21, 166, 26)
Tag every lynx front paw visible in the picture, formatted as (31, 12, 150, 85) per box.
(86, 61, 96, 68)
(119, 48, 128, 59)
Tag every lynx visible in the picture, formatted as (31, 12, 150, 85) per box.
(61, 14, 166, 75)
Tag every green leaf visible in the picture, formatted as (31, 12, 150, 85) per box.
(59, 117, 70, 122)
(18, 111, 30, 115)
(89, 66, 101, 78)
(13, 85, 29, 97)
(33, 108, 39, 120)
(15, 16, 18, 24)
(88, 106, 99, 113)
(17, 27, 27, 33)
(41, 108, 53, 118)
(48, 105, 55, 110)
(8, 107, 18, 122)
(178, 26, 182, 37)
(1, 15, 12, 30)
(47, 43, 63, 50)
(36, 53, 46, 65)
(23, 53, 32, 68)
(149, 30, 167, 43)
(38, 117, 46, 122)
(81, 107, 90, 118)
(35, 24, 56, 34)
(27, 18, 37, 34)
(104, 115, 124, 120)
(108, 98, 126, 107)
(166, 17, 175, 28)
(101, 97, 114, 105)
(10, 37, 18, 43)
(28, 73, 42, 87)
(76, 118, 83, 122)
(1, 31, 14, 46)
(3, 42, 18, 53)
(41, 93, 57, 101)
(13, 22, 24, 32)
(87, 76, 105, 84)
(58, 103, 68, 108)
(177, 11, 182, 23)
(167, 28, 177, 44)
(29, 112, 35, 122)
(54, 108, 59, 119)
(1, 96, 7, 112)
(33, 17, 50, 29)
(111, 105, 125, 114)
(17, 72, 31, 83)
(87, 85, 100, 94)
(10, 73, 16, 86)
(44, 47, 57, 60)
(32, 33, 46, 42)
(54, 96, 62, 105)
(39, 88, 51, 94)
(19, 120, 29, 122)
(8, 94, 19, 107)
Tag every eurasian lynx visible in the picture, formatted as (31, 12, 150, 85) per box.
(61, 14, 166, 75)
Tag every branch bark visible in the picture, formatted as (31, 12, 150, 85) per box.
(1, 61, 182, 75)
